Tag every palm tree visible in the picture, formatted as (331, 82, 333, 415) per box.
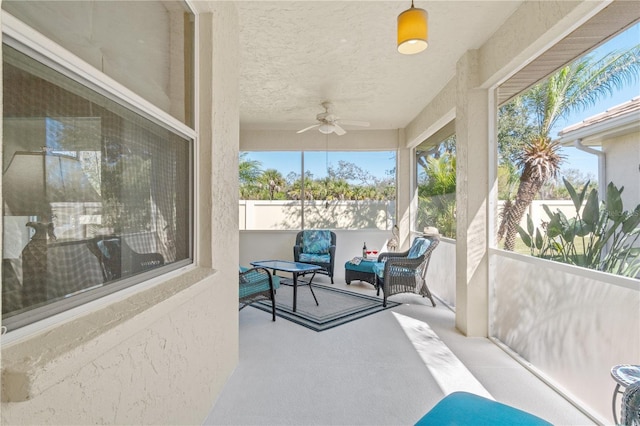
(418, 153, 457, 238)
(259, 169, 286, 200)
(239, 153, 262, 199)
(499, 46, 640, 251)
(499, 137, 565, 249)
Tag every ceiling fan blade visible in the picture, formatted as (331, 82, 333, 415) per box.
(333, 124, 346, 136)
(338, 120, 370, 127)
(297, 124, 320, 134)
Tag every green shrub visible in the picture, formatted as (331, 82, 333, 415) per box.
(518, 179, 640, 278)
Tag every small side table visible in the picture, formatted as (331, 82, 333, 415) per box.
(611, 364, 640, 424)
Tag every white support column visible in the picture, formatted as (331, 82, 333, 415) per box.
(396, 128, 413, 249)
(197, 7, 240, 270)
(455, 50, 489, 337)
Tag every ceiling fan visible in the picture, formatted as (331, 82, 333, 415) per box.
(296, 102, 370, 136)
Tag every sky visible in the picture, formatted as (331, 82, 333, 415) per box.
(245, 23, 640, 182)
(550, 22, 640, 179)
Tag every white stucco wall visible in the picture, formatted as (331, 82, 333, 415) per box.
(1, 3, 240, 424)
(604, 131, 640, 211)
(240, 128, 401, 151)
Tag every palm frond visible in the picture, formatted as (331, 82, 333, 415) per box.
(563, 46, 640, 118)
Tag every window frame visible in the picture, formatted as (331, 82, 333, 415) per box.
(1, 10, 197, 332)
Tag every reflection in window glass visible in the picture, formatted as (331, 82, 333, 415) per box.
(2, 0, 195, 126)
(2, 45, 192, 328)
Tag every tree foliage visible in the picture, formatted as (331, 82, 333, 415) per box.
(518, 180, 640, 278)
(499, 45, 640, 250)
(417, 138, 457, 239)
(238, 155, 395, 202)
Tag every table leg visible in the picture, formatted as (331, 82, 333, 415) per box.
(292, 272, 298, 312)
(307, 271, 319, 306)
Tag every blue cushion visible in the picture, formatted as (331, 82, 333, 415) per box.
(415, 392, 552, 426)
(344, 260, 377, 273)
(407, 238, 431, 259)
(239, 265, 280, 297)
(371, 262, 386, 278)
(302, 230, 331, 254)
(239, 266, 250, 283)
(299, 253, 331, 263)
(373, 262, 416, 279)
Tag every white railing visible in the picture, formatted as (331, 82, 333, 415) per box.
(424, 237, 456, 308)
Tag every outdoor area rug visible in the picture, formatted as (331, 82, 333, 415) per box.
(251, 283, 400, 331)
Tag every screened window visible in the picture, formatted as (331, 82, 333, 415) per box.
(239, 151, 396, 230)
(416, 136, 456, 239)
(495, 24, 640, 278)
(2, 44, 193, 330)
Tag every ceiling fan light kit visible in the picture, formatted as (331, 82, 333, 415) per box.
(397, 0, 428, 55)
(297, 101, 369, 136)
(318, 124, 334, 134)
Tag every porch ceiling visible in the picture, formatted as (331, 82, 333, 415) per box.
(236, 1, 522, 132)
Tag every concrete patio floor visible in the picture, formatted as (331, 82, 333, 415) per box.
(205, 273, 596, 425)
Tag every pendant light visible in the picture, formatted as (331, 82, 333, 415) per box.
(397, 0, 428, 55)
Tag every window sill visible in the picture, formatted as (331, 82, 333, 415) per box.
(1, 266, 215, 402)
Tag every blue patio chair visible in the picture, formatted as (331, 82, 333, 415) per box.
(239, 266, 279, 321)
(372, 235, 439, 307)
(293, 230, 337, 283)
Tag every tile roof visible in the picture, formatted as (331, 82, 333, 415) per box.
(558, 96, 640, 136)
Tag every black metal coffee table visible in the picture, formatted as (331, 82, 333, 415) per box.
(250, 260, 321, 312)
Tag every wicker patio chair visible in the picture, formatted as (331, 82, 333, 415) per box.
(293, 230, 337, 283)
(622, 380, 640, 426)
(239, 266, 279, 321)
(373, 235, 439, 307)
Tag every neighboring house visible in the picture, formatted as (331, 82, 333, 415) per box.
(557, 96, 640, 210)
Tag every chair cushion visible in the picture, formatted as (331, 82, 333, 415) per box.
(407, 238, 431, 259)
(415, 392, 551, 426)
(302, 230, 331, 254)
(372, 262, 386, 278)
(373, 262, 416, 279)
(239, 266, 280, 293)
(345, 259, 377, 273)
(299, 252, 331, 263)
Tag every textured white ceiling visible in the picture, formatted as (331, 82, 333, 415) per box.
(237, 1, 523, 131)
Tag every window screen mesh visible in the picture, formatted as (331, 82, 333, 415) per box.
(2, 45, 192, 327)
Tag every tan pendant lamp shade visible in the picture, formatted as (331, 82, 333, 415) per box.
(397, 1, 428, 55)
